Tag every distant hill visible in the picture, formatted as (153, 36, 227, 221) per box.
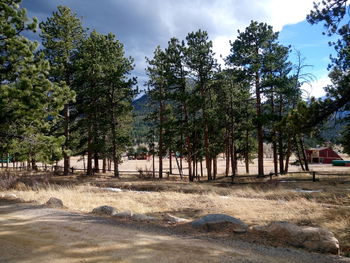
(133, 94, 150, 113)
(131, 94, 151, 144)
(319, 111, 349, 143)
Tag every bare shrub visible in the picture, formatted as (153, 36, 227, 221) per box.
(0, 173, 19, 190)
(136, 167, 153, 179)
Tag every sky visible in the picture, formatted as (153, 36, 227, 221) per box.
(22, 0, 335, 98)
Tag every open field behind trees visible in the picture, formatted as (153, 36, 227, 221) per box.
(53, 155, 350, 176)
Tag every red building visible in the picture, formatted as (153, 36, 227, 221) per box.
(306, 147, 343, 164)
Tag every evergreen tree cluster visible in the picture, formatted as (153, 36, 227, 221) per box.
(1, 1, 136, 176)
(1, 0, 349, 179)
(145, 23, 317, 180)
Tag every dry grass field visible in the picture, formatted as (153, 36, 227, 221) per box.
(57, 155, 350, 176)
(1, 165, 350, 256)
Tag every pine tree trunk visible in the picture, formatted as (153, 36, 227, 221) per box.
(94, 152, 99, 173)
(245, 129, 250, 174)
(200, 160, 203, 177)
(256, 73, 264, 177)
(194, 156, 197, 180)
(202, 89, 211, 181)
(63, 104, 70, 175)
(111, 120, 119, 178)
(271, 91, 278, 176)
(294, 136, 305, 171)
(31, 159, 37, 171)
(158, 99, 164, 179)
(102, 158, 106, 173)
(175, 155, 183, 179)
(230, 140, 236, 177)
(273, 141, 278, 175)
(225, 144, 230, 177)
(83, 153, 86, 172)
(113, 156, 119, 178)
(278, 132, 285, 174)
(278, 98, 284, 174)
(204, 124, 211, 181)
(225, 128, 230, 177)
(188, 158, 193, 182)
(152, 150, 155, 179)
(213, 157, 217, 180)
(299, 137, 309, 171)
(6, 153, 9, 169)
(87, 123, 93, 176)
(169, 149, 172, 174)
(108, 158, 111, 171)
(284, 139, 291, 173)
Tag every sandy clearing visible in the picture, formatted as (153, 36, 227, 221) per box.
(0, 200, 349, 263)
(56, 156, 350, 176)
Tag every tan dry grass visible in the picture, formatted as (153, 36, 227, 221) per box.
(2, 183, 350, 254)
(0, 185, 326, 224)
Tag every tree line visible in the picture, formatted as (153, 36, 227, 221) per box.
(145, 0, 350, 181)
(145, 23, 316, 181)
(1, 0, 349, 180)
(1, 1, 135, 177)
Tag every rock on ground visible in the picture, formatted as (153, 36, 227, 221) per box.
(164, 214, 190, 224)
(45, 197, 64, 208)
(2, 193, 18, 199)
(92, 206, 118, 216)
(113, 210, 133, 218)
(251, 221, 339, 254)
(192, 214, 248, 233)
(131, 213, 157, 221)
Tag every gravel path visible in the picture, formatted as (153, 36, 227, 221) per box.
(0, 200, 349, 263)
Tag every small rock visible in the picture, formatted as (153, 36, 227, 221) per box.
(92, 206, 118, 216)
(113, 210, 133, 218)
(132, 213, 157, 221)
(164, 214, 190, 224)
(251, 221, 339, 254)
(45, 197, 64, 208)
(2, 193, 18, 199)
(192, 214, 248, 233)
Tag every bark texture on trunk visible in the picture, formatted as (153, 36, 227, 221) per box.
(256, 73, 264, 177)
(63, 104, 70, 175)
(87, 123, 93, 176)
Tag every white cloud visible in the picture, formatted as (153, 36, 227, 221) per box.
(262, 0, 315, 31)
(301, 76, 331, 98)
(207, 0, 315, 65)
(152, 0, 316, 68)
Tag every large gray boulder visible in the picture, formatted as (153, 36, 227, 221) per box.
(251, 221, 339, 254)
(45, 197, 64, 208)
(92, 206, 118, 216)
(192, 214, 248, 233)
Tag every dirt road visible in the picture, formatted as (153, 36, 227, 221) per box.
(0, 200, 349, 263)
